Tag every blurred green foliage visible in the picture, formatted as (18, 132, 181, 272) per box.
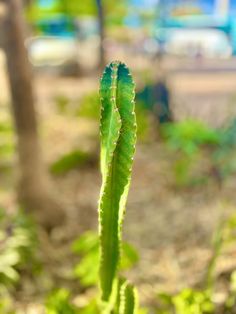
(54, 94, 71, 114)
(50, 149, 94, 175)
(78, 299, 100, 314)
(0, 112, 15, 171)
(44, 228, 139, 314)
(135, 103, 152, 142)
(27, 1, 96, 20)
(0, 209, 37, 287)
(46, 289, 78, 314)
(157, 289, 215, 314)
(72, 231, 99, 287)
(72, 231, 139, 288)
(206, 213, 236, 290)
(162, 120, 220, 155)
(161, 120, 219, 186)
(213, 118, 236, 179)
(77, 92, 100, 120)
(161, 119, 236, 186)
(225, 271, 236, 312)
(54, 91, 100, 120)
(0, 210, 37, 314)
(0, 288, 15, 314)
(46, 289, 101, 314)
(27, 0, 127, 25)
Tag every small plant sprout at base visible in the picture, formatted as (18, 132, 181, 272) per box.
(98, 61, 138, 313)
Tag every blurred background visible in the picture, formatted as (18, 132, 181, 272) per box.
(1, 0, 236, 313)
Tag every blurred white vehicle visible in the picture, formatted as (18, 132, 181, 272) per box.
(26, 36, 79, 67)
(165, 29, 232, 59)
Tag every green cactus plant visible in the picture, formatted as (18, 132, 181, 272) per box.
(119, 282, 138, 314)
(98, 60, 137, 310)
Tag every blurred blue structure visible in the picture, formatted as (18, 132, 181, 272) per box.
(38, 0, 55, 8)
(156, 0, 236, 54)
(35, 16, 76, 37)
(30, 0, 77, 38)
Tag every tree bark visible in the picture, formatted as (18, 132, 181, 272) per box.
(96, 0, 106, 70)
(1, 0, 65, 230)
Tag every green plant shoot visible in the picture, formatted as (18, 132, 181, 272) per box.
(98, 61, 137, 302)
(119, 282, 138, 314)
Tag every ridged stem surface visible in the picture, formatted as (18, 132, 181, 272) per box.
(99, 61, 136, 301)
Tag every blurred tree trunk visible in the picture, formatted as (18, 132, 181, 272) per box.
(96, 0, 106, 70)
(1, 0, 65, 230)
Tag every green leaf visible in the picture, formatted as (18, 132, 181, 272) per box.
(45, 289, 78, 314)
(98, 61, 137, 301)
(120, 243, 139, 270)
(50, 149, 92, 175)
(72, 231, 99, 254)
(72, 231, 139, 288)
